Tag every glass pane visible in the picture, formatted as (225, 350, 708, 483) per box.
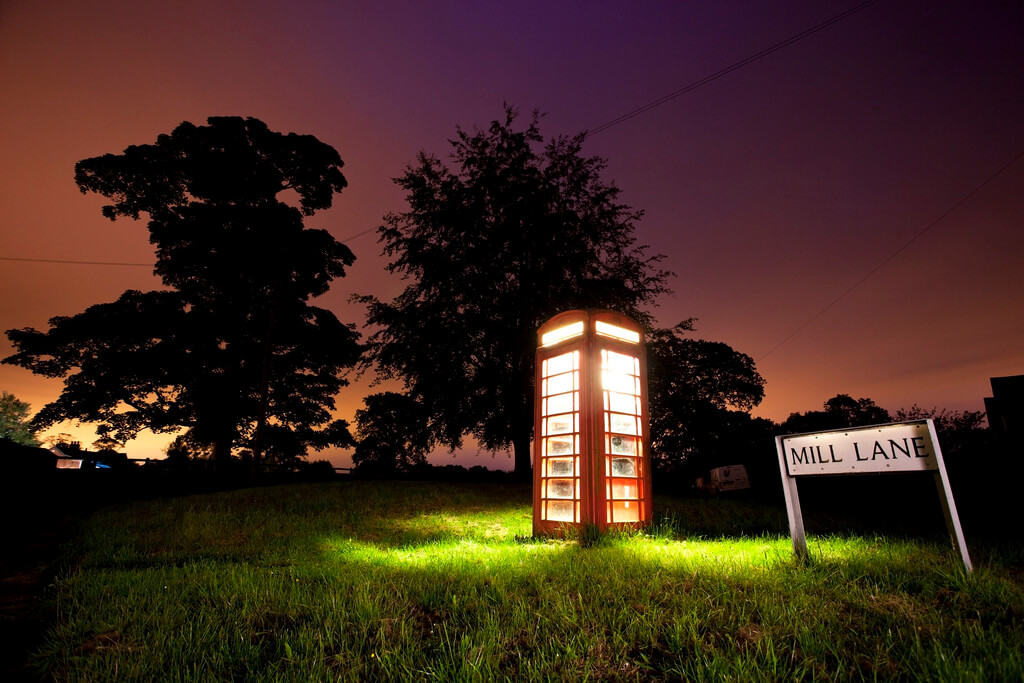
(546, 351, 577, 375)
(546, 392, 574, 415)
(611, 501, 640, 523)
(609, 478, 639, 499)
(610, 457, 637, 477)
(610, 436, 638, 456)
(595, 321, 640, 344)
(546, 372, 576, 395)
(542, 322, 584, 347)
(547, 500, 574, 522)
(546, 436, 574, 457)
(602, 371, 636, 394)
(603, 350, 638, 373)
(607, 391, 637, 414)
(546, 415, 573, 435)
(609, 413, 638, 435)
(546, 457, 574, 476)
(546, 478, 575, 499)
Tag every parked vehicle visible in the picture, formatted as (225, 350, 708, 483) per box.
(696, 464, 751, 494)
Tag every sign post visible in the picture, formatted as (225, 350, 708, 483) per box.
(775, 420, 972, 571)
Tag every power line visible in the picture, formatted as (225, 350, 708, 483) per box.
(586, 0, 883, 137)
(2, 3, 878, 269)
(757, 150, 1024, 362)
(339, 226, 378, 242)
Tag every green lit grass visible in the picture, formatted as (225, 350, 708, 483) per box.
(33, 481, 1024, 681)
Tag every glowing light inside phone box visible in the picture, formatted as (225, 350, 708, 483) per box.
(534, 310, 651, 536)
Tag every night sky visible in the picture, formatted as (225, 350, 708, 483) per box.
(1, 0, 1021, 468)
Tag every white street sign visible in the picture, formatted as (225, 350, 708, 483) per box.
(775, 420, 972, 572)
(783, 421, 937, 476)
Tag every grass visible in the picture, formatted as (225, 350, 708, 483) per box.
(28, 480, 1024, 681)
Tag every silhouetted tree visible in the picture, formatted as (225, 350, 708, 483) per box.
(358, 106, 671, 478)
(4, 117, 361, 472)
(892, 405, 989, 455)
(352, 392, 432, 474)
(43, 433, 75, 449)
(780, 394, 890, 434)
(165, 430, 213, 461)
(0, 391, 39, 446)
(646, 322, 768, 486)
(892, 404, 994, 515)
(823, 394, 890, 426)
(91, 428, 124, 453)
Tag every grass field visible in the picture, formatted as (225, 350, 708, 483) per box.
(25, 480, 1024, 681)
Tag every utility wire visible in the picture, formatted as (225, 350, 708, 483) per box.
(586, 0, 882, 137)
(4, 2, 879, 268)
(757, 150, 1024, 362)
(338, 226, 378, 242)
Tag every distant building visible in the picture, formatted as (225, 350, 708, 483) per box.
(50, 443, 129, 469)
(985, 375, 1024, 485)
(695, 464, 751, 494)
(985, 375, 1024, 440)
(55, 457, 85, 470)
(0, 437, 57, 474)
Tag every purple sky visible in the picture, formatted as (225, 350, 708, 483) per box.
(1, 0, 1021, 468)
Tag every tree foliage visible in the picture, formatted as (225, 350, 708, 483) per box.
(359, 106, 671, 477)
(0, 391, 40, 447)
(646, 322, 768, 483)
(4, 117, 360, 469)
(351, 392, 432, 474)
(892, 405, 991, 457)
(780, 394, 891, 434)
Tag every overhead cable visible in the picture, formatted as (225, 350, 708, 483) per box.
(757, 150, 1024, 361)
(586, 0, 883, 137)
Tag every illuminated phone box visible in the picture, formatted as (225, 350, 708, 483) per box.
(533, 310, 652, 535)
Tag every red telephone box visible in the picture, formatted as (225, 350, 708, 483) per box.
(533, 309, 652, 535)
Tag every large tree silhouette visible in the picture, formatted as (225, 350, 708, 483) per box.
(780, 394, 891, 434)
(646, 321, 768, 484)
(4, 117, 361, 470)
(351, 392, 432, 474)
(359, 107, 671, 478)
